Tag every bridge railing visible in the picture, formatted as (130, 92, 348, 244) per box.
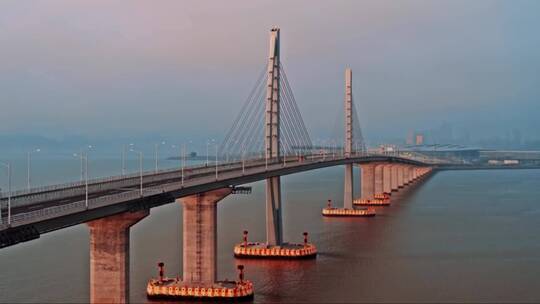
(0, 158, 266, 208)
(0, 153, 319, 228)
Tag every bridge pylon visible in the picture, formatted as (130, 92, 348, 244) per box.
(343, 68, 354, 209)
(322, 68, 377, 217)
(233, 27, 317, 258)
(265, 27, 283, 246)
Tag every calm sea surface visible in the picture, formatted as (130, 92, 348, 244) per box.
(1, 157, 540, 303)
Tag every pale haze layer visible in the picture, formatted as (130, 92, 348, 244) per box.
(0, 0, 539, 145)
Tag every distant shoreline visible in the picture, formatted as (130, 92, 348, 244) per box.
(437, 164, 540, 171)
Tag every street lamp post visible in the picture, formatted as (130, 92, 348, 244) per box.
(84, 154, 88, 208)
(122, 145, 126, 175)
(130, 150, 143, 195)
(79, 148, 83, 181)
(73, 152, 89, 208)
(181, 143, 186, 185)
(154, 141, 166, 173)
(0, 162, 11, 225)
(78, 145, 93, 182)
(215, 143, 218, 180)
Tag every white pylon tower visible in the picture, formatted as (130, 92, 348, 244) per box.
(343, 68, 354, 209)
(265, 27, 283, 245)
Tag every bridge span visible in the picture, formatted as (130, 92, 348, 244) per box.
(0, 153, 433, 246)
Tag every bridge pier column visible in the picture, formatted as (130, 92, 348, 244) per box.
(360, 164, 375, 200)
(344, 164, 354, 209)
(397, 165, 404, 188)
(266, 176, 283, 246)
(382, 164, 392, 195)
(390, 165, 398, 192)
(374, 164, 384, 196)
(87, 210, 149, 304)
(403, 165, 410, 185)
(180, 188, 232, 285)
(409, 166, 416, 183)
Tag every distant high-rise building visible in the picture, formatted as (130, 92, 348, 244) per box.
(415, 134, 424, 145)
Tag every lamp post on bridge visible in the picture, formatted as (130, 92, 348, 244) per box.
(121, 144, 129, 176)
(78, 145, 93, 182)
(0, 161, 11, 225)
(206, 139, 215, 166)
(129, 149, 144, 195)
(154, 141, 166, 173)
(73, 152, 89, 209)
(215, 143, 219, 180)
(181, 140, 193, 186)
(181, 143, 186, 186)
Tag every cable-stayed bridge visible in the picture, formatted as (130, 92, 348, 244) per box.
(0, 27, 442, 303)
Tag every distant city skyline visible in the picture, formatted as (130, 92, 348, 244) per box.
(1, 0, 539, 147)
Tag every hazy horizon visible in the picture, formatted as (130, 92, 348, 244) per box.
(1, 0, 539, 147)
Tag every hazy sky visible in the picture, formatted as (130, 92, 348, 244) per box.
(0, 0, 539, 143)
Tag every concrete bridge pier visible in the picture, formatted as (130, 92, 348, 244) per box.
(266, 176, 283, 246)
(360, 164, 375, 200)
(397, 165, 405, 188)
(382, 165, 392, 195)
(180, 188, 232, 285)
(374, 164, 384, 196)
(87, 210, 149, 304)
(409, 166, 417, 183)
(403, 165, 410, 186)
(390, 165, 398, 192)
(344, 163, 353, 209)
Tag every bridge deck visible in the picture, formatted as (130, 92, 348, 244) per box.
(0, 153, 434, 248)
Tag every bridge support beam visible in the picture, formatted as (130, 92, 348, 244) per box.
(360, 164, 375, 200)
(87, 210, 149, 304)
(382, 165, 392, 194)
(391, 165, 398, 191)
(180, 188, 232, 285)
